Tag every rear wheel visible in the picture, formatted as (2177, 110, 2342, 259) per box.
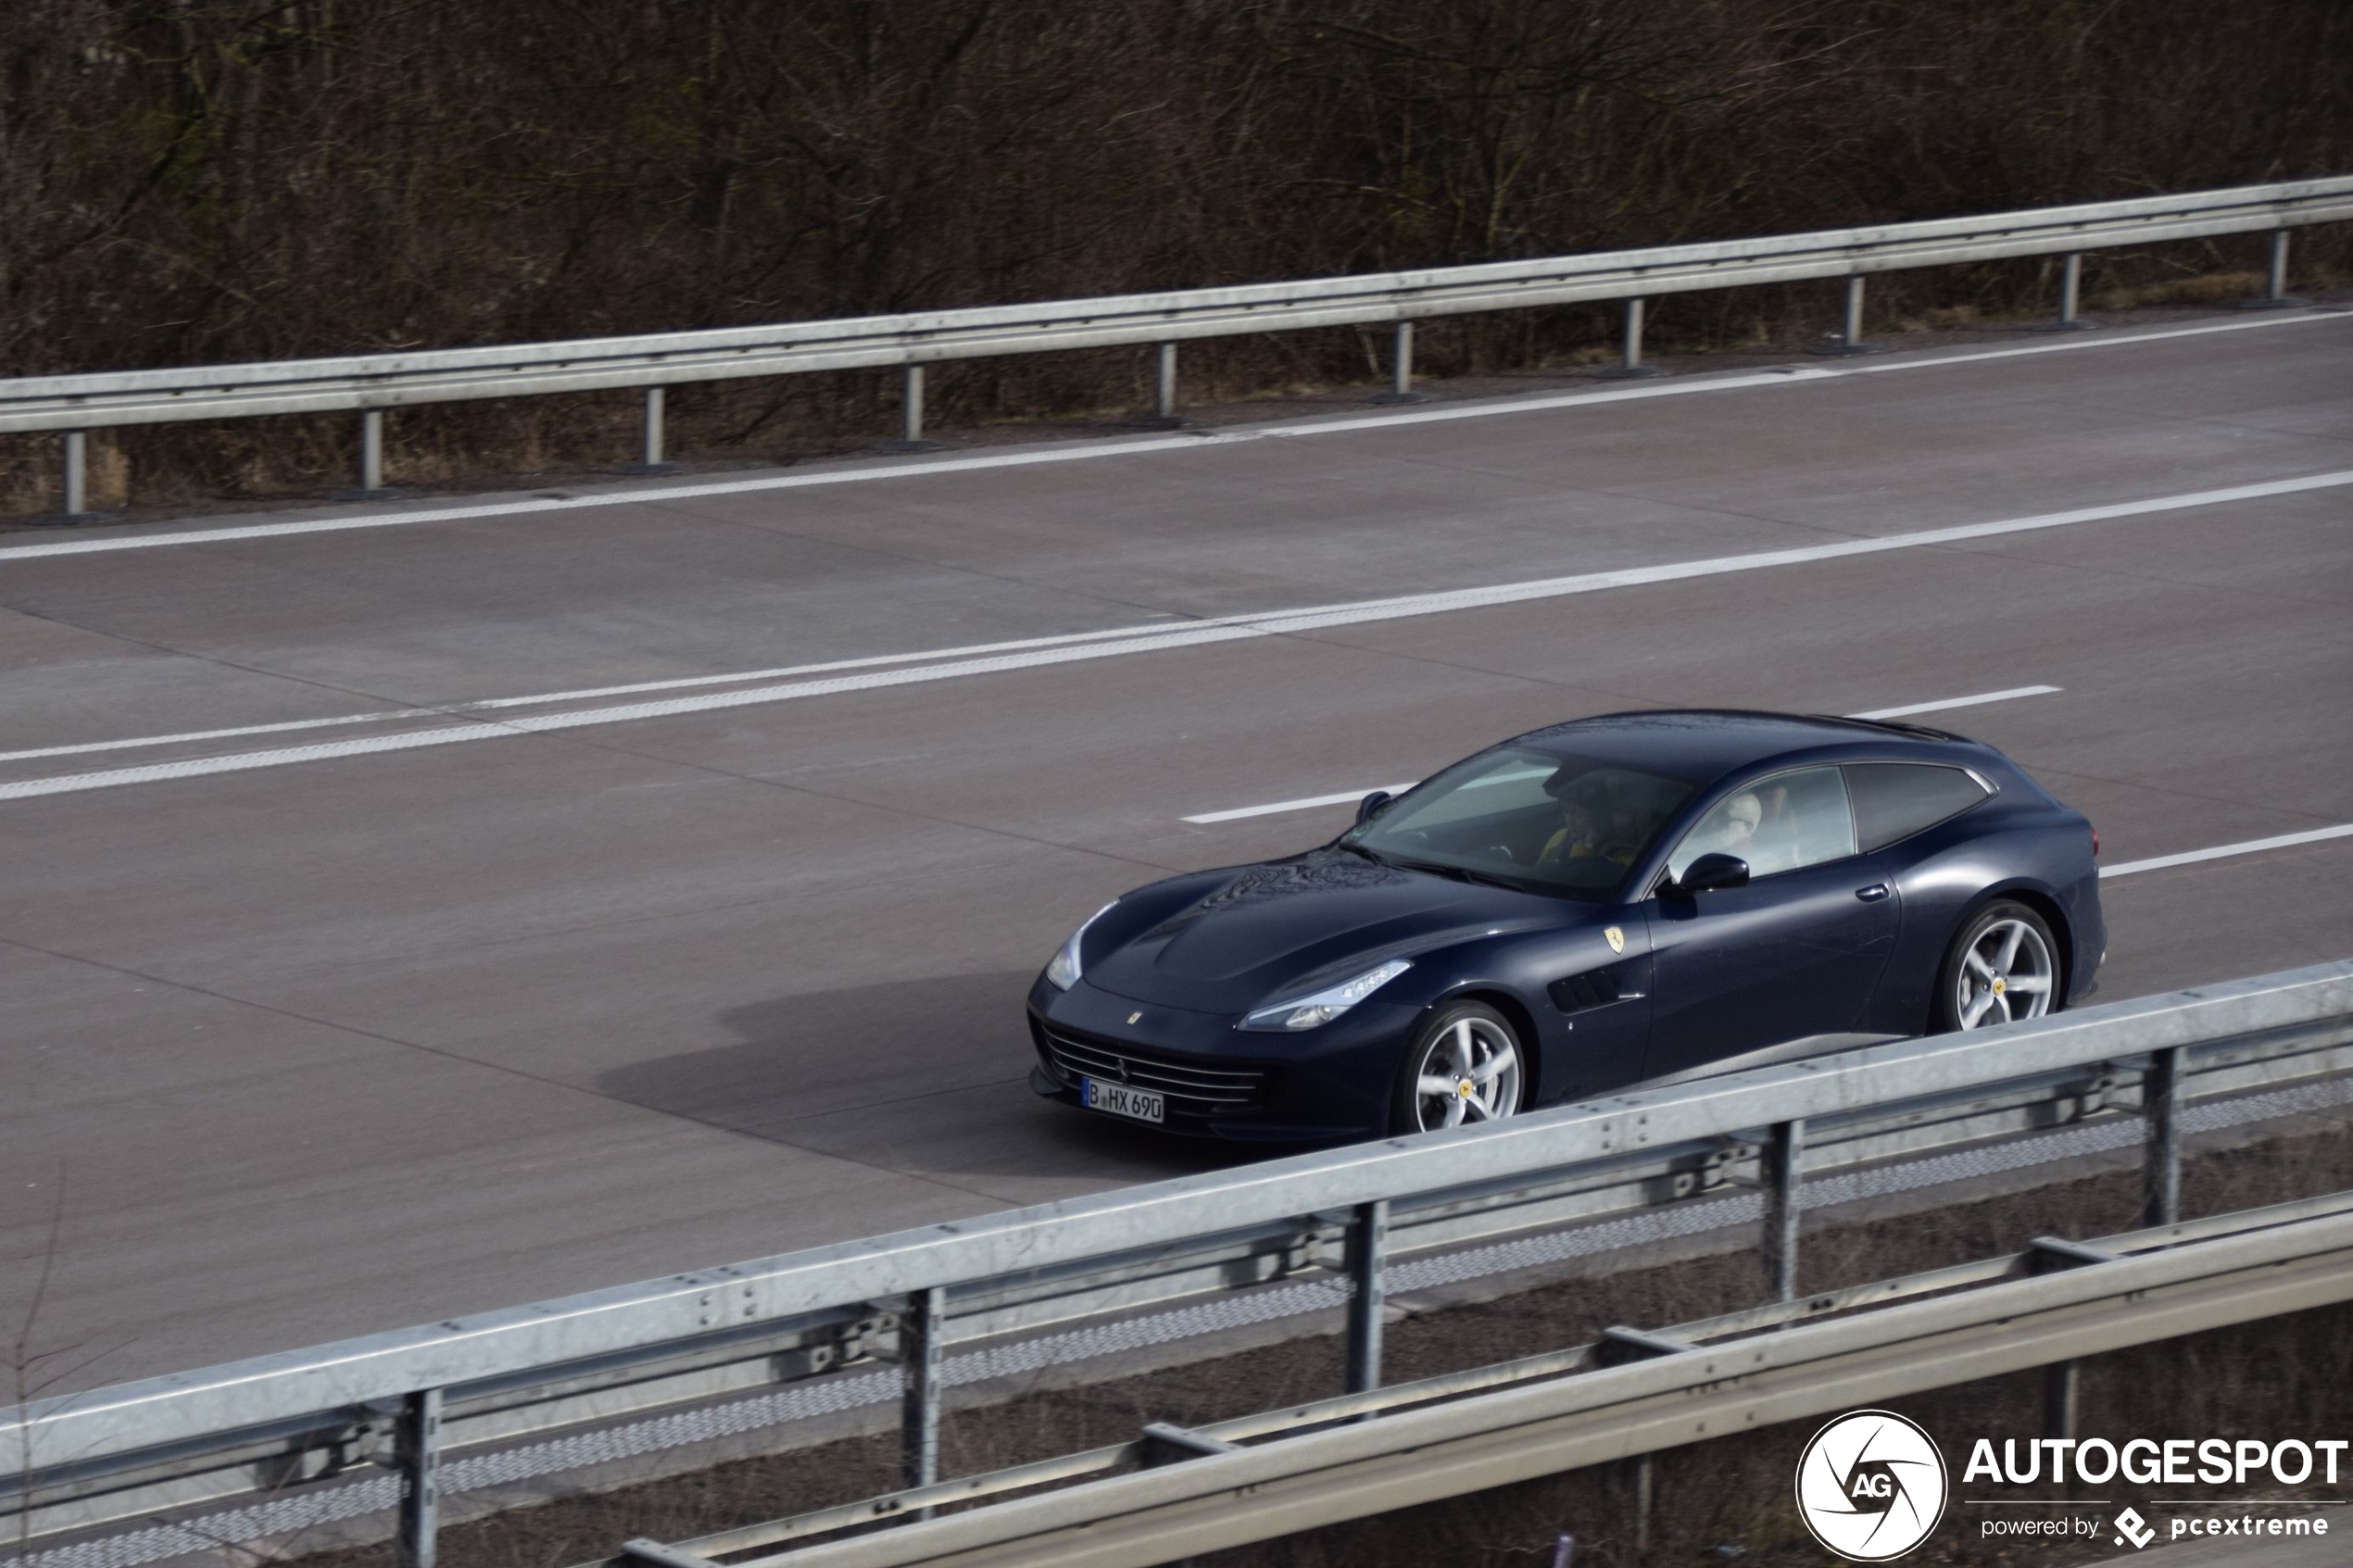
(1932, 901, 2059, 1032)
(1391, 1001, 1525, 1135)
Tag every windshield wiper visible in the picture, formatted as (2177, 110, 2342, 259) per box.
(1385, 855, 1529, 893)
(1335, 841, 1391, 868)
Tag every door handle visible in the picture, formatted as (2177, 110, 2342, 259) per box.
(1855, 884, 1890, 902)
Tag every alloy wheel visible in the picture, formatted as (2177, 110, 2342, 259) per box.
(1953, 916, 2056, 1029)
(1409, 1014, 1522, 1131)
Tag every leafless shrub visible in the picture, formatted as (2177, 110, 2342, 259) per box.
(3, 0, 2347, 512)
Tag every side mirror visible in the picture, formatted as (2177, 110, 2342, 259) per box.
(1355, 791, 1393, 824)
(1668, 853, 1750, 895)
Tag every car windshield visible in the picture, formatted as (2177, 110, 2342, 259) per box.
(1341, 747, 1698, 899)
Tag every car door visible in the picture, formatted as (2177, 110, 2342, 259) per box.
(1641, 765, 1903, 1080)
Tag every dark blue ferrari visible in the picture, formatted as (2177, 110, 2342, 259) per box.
(1027, 710, 2105, 1141)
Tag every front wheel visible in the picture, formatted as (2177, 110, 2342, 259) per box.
(1390, 1001, 1526, 1135)
(1932, 900, 2060, 1032)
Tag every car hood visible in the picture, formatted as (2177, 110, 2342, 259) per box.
(1082, 849, 1568, 1014)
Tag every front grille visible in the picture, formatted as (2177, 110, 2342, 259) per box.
(1038, 1027, 1272, 1118)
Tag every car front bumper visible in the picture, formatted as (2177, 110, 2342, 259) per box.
(1026, 972, 1417, 1140)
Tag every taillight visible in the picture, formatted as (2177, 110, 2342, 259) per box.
(2091, 825, 2101, 858)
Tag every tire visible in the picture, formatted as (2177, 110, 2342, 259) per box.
(1390, 1000, 1527, 1135)
(1931, 900, 2061, 1033)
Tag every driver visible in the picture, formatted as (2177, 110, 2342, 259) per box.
(1538, 800, 1600, 866)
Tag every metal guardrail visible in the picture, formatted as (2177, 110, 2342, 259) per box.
(7, 177, 2349, 510)
(609, 1190, 2353, 1568)
(5, 960, 2350, 1568)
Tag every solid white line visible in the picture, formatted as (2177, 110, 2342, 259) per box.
(1180, 686, 2065, 824)
(1848, 685, 2062, 721)
(2100, 824, 2353, 878)
(2, 311, 2340, 563)
(5, 470, 2347, 802)
(1183, 784, 1420, 825)
(0, 619, 1203, 763)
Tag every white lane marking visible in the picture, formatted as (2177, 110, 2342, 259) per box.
(2100, 823, 2353, 878)
(0, 620, 1210, 763)
(1184, 784, 1420, 825)
(1848, 685, 2062, 720)
(2, 312, 2340, 563)
(4, 470, 2347, 802)
(1181, 687, 2065, 823)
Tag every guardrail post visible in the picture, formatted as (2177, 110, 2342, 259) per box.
(1763, 1118, 1805, 1302)
(1631, 1452, 1655, 1559)
(359, 409, 385, 494)
(1156, 342, 1179, 420)
(2143, 1047, 2183, 1227)
(900, 1286, 946, 1511)
(1345, 1198, 1388, 1395)
(2034, 253, 2094, 332)
(641, 386, 668, 470)
(62, 430, 89, 518)
(2044, 1360, 2080, 1441)
(881, 364, 947, 453)
(395, 1388, 441, 1568)
(1812, 275, 1877, 357)
(2242, 230, 2307, 309)
(1597, 298, 1664, 380)
(1369, 321, 1429, 404)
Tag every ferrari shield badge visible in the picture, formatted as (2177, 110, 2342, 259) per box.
(1604, 926, 1626, 955)
(1127, 1011, 1144, 1025)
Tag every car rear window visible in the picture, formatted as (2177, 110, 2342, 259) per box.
(1845, 762, 1991, 852)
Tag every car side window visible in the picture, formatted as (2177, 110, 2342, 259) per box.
(1845, 761, 1992, 852)
(1666, 766, 1856, 883)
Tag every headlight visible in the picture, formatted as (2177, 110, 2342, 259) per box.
(1044, 901, 1117, 991)
(1241, 958, 1413, 1032)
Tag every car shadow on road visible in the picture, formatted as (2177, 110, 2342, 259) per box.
(594, 972, 1272, 1189)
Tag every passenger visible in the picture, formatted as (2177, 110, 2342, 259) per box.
(1692, 791, 1763, 863)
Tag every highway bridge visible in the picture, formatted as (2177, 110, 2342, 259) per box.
(1, 300, 2349, 1411)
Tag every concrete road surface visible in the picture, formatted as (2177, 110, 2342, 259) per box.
(1, 308, 2348, 1389)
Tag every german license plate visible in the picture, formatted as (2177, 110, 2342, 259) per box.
(1081, 1078, 1164, 1123)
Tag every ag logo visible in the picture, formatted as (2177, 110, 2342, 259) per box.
(1794, 1410, 1948, 1561)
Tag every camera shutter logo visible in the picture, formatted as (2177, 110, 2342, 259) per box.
(1794, 1410, 1949, 1561)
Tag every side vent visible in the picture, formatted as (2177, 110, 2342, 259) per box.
(1548, 968, 1623, 1014)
